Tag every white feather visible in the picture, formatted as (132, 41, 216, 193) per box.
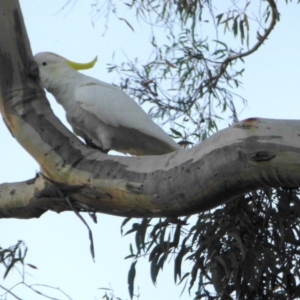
(34, 52, 180, 155)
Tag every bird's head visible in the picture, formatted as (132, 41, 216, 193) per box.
(34, 52, 97, 90)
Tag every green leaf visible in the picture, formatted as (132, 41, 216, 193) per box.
(170, 128, 183, 137)
(227, 230, 245, 259)
(232, 16, 239, 37)
(174, 245, 190, 283)
(119, 18, 135, 32)
(121, 217, 132, 236)
(212, 39, 228, 50)
(215, 13, 223, 26)
(128, 260, 137, 299)
(150, 253, 159, 285)
(173, 224, 181, 247)
(240, 19, 245, 44)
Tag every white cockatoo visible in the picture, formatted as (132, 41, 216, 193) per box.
(34, 52, 180, 156)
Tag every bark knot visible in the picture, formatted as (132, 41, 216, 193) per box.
(249, 151, 276, 162)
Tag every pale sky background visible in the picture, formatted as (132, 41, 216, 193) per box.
(1, 1, 300, 299)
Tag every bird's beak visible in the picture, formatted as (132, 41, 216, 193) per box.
(66, 56, 98, 70)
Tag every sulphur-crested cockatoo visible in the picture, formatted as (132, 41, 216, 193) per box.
(34, 52, 180, 156)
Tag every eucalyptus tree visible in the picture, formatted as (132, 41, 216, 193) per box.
(1, 0, 300, 299)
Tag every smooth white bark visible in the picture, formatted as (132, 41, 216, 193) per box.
(1, 0, 300, 219)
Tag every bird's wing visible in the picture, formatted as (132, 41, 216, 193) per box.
(74, 81, 179, 147)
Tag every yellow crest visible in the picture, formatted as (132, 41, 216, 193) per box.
(66, 56, 98, 70)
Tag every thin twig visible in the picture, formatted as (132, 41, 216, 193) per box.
(209, 0, 278, 88)
(27, 283, 72, 300)
(0, 284, 22, 300)
(65, 196, 95, 261)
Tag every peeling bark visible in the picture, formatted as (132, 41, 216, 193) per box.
(1, 1, 300, 219)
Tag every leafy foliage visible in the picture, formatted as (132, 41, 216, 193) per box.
(7, 0, 300, 299)
(98, 286, 140, 300)
(123, 188, 300, 299)
(89, 0, 279, 145)
(0, 241, 72, 299)
(0, 240, 27, 279)
(91, 1, 300, 299)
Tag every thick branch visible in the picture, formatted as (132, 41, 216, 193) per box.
(1, 1, 300, 219)
(1, 117, 300, 219)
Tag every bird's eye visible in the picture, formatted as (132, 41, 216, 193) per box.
(42, 62, 47, 66)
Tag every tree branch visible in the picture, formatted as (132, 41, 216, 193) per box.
(1, 116, 300, 219)
(209, 0, 279, 88)
(0, 284, 22, 300)
(1, 1, 300, 220)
